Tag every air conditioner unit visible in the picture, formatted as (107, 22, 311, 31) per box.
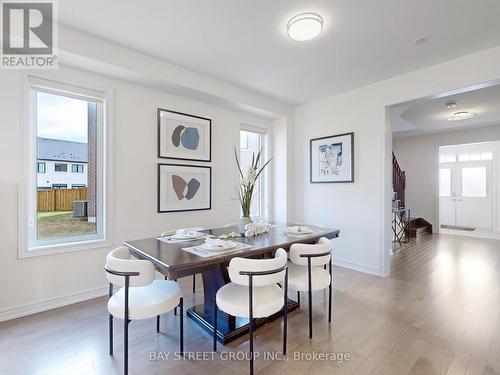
(73, 200, 88, 219)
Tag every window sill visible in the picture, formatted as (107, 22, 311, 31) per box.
(20, 238, 112, 259)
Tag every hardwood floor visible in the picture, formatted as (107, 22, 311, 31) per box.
(1, 233, 500, 374)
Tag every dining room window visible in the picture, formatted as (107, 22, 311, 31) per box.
(21, 76, 109, 255)
(239, 127, 268, 219)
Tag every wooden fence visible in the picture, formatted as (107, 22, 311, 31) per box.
(37, 188, 88, 212)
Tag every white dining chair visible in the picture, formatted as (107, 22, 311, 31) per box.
(105, 246, 183, 375)
(160, 227, 205, 295)
(213, 248, 288, 375)
(287, 237, 332, 339)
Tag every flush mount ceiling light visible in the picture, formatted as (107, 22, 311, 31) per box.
(447, 111, 478, 121)
(287, 13, 323, 41)
(414, 36, 430, 45)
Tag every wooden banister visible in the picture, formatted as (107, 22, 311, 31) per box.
(392, 153, 406, 208)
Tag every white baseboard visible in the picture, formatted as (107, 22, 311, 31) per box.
(0, 285, 108, 323)
(333, 258, 383, 277)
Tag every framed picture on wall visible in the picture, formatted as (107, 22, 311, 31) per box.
(158, 163, 212, 213)
(157, 108, 211, 162)
(310, 132, 354, 183)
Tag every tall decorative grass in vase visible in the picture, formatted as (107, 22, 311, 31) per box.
(234, 147, 272, 222)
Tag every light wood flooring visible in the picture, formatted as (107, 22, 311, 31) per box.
(1, 233, 500, 374)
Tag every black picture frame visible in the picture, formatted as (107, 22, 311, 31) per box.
(157, 108, 212, 162)
(310, 132, 354, 183)
(157, 163, 212, 213)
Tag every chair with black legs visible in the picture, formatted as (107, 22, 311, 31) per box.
(288, 237, 332, 339)
(105, 246, 184, 375)
(213, 248, 288, 375)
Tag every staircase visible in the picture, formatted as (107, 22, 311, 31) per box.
(392, 153, 432, 244)
(392, 152, 405, 209)
(409, 218, 433, 237)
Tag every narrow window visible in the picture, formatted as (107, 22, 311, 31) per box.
(239, 128, 269, 219)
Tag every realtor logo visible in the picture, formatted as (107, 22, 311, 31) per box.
(1, 0, 58, 69)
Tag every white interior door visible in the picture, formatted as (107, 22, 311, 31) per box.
(439, 166, 455, 226)
(456, 161, 492, 229)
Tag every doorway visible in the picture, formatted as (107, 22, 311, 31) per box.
(438, 142, 495, 233)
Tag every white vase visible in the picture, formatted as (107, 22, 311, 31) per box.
(239, 216, 252, 234)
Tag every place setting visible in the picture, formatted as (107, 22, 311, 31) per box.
(181, 236, 253, 258)
(156, 229, 209, 243)
(282, 225, 319, 238)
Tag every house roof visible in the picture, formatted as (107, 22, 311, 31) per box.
(37, 138, 88, 163)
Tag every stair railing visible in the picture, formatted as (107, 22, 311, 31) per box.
(392, 152, 406, 208)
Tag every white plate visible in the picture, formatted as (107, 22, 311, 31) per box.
(286, 226, 313, 234)
(200, 241, 238, 251)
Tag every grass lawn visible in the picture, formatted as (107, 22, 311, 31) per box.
(37, 211, 96, 239)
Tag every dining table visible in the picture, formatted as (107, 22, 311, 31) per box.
(123, 223, 340, 344)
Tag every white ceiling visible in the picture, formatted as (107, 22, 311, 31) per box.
(59, 0, 500, 105)
(392, 83, 500, 138)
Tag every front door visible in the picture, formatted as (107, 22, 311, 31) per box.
(456, 161, 492, 229)
(439, 161, 493, 229)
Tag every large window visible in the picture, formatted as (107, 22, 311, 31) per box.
(239, 127, 268, 219)
(23, 77, 108, 254)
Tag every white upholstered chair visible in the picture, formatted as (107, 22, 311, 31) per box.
(288, 237, 332, 338)
(213, 249, 288, 375)
(105, 247, 183, 375)
(160, 227, 205, 295)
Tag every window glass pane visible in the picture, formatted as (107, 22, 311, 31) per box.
(239, 130, 263, 218)
(439, 168, 452, 197)
(458, 153, 470, 162)
(462, 167, 487, 197)
(481, 152, 493, 160)
(470, 153, 481, 161)
(240, 132, 248, 150)
(54, 163, 67, 172)
(36, 91, 97, 240)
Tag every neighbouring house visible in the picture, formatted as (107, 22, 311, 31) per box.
(37, 137, 88, 189)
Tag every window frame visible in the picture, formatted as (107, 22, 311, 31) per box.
(239, 124, 270, 220)
(37, 161, 46, 173)
(71, 163, 84, 173)
(19, 74, 114, 258)
(52, 183, 68, 189)
(54, 163, 68, 172)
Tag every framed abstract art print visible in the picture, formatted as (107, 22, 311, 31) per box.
(157, 108, 211, 162)
(158, 163, 211, 213)
(310, 132, 354, 183)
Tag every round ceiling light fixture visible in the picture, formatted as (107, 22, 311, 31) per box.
(287, 13, 324, 41)
(447, 111, 477, 121)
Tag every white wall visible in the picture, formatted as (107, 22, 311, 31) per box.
(393, 125, 500, 229)
(294, 44, 500, 277)
(0, 65, 278, 319)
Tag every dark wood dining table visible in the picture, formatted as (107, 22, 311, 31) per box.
(123, 223, 339, 344)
